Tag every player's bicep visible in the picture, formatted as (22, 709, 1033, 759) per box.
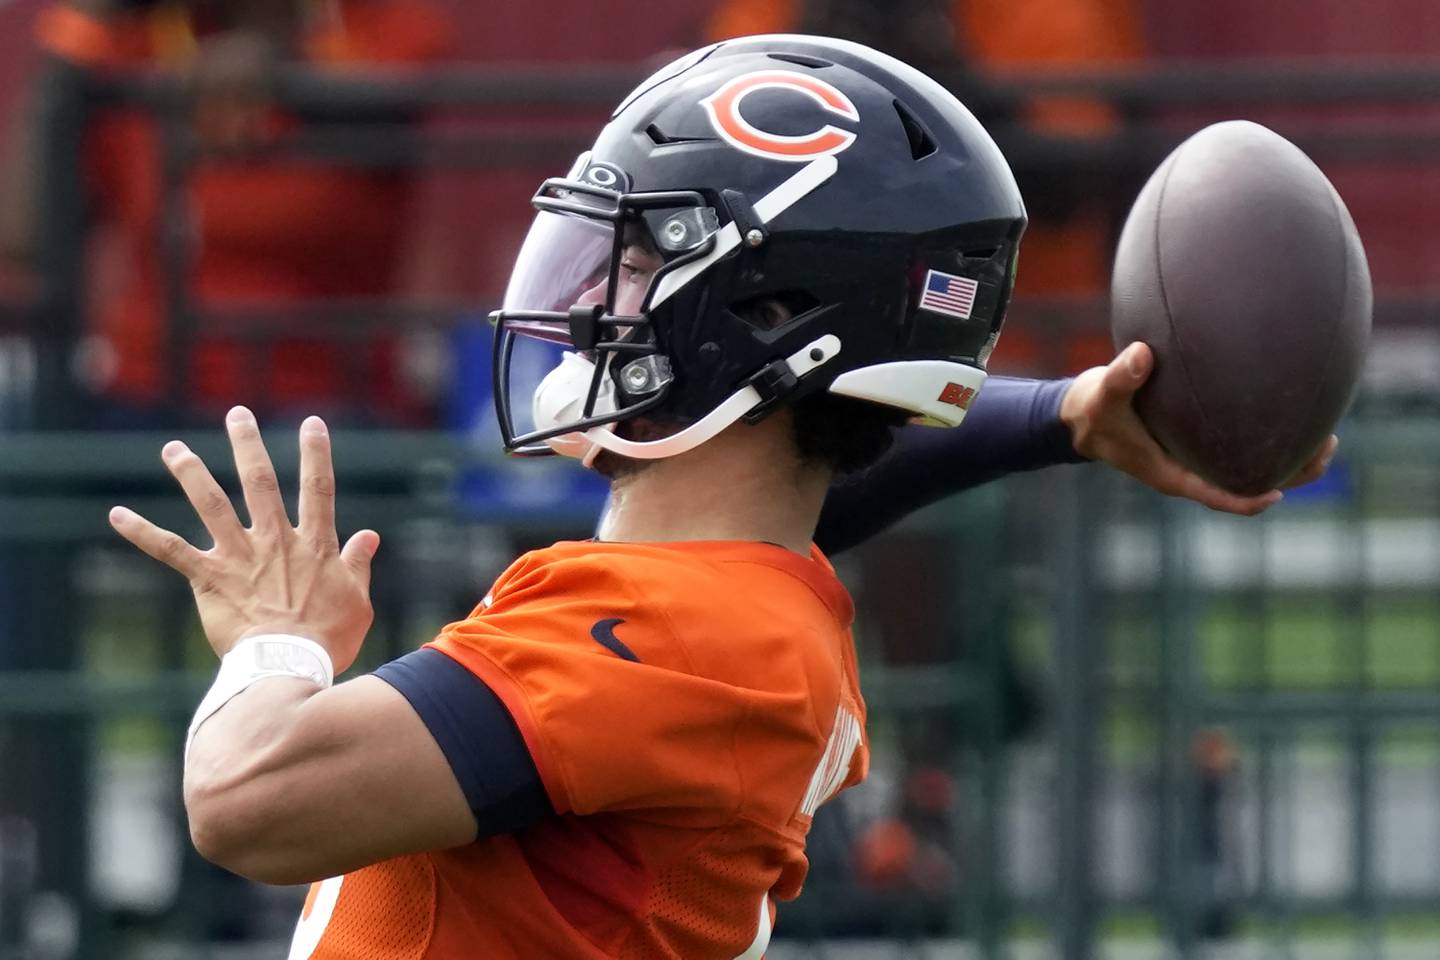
(293, 675, 480, 862)
(186, 675, 476, 883)
(189, 654, 548, 884)
(372, 647, 551, 835)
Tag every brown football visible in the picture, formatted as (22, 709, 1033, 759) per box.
(1110, 120, 1372, 495)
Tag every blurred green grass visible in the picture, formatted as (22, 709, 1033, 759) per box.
(1099, 596, 1440, 689)
(1015, 596, 1440, 764)
(1199, 598, 1440, 689)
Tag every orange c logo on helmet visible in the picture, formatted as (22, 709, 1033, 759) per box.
(701, 70, 860, 162)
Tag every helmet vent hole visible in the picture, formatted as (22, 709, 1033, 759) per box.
(645, 123, 712, 146)
(893, 99, 937, 161)
(767, 52, 833, 69)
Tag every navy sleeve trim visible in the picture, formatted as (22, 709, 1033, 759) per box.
(815, 377, 1086, 555)
(374, 647, 552, 838)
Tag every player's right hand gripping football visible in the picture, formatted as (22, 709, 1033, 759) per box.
(109, 406, 379, 671)
(1063, 342, 1338, 516)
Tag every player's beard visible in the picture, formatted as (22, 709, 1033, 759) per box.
(590, 415, 689, 481)
(592, 450, 646, 481)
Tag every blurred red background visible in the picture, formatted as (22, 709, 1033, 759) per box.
(0, 0, 1432, 329)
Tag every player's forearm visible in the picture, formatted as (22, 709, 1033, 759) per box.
(184, 675, 475, 885)
(815, 377, 1083, 554)
(183, 678, 339, 882)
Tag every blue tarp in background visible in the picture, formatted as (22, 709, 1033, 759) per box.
(446, 321, 608, 525)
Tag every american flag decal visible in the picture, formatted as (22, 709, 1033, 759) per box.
(919, 269, 979, 320)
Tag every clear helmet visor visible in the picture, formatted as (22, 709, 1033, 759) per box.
(500, 205, 721, 336)
(500, 212, 616, 343)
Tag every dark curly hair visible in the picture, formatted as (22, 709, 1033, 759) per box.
(790, 392, 906, 475)
(737, 293, 907, 475)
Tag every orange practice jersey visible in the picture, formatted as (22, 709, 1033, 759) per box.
(289, 539, 869, 959)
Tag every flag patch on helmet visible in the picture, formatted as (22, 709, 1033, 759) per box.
(919, 269, 979, 320)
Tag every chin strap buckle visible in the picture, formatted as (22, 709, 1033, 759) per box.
(740, 334, 843, 424)
(741, 360, 800, 422)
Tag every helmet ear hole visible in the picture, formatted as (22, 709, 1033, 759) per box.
(731, 290, 823, 332)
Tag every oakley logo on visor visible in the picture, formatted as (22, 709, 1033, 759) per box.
(582, 160, 628, 189)
(701, 70, 859, 162)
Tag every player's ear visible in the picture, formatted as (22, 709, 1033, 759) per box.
(731, 295, 792, 331)
(757, 300, 790, 330)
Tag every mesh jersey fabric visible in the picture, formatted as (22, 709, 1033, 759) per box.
(291, 539, 869, 960)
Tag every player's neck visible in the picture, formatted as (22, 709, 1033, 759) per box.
(596, 416, 831, 555)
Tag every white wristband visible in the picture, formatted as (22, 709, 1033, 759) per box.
(185, 634, 335, 762)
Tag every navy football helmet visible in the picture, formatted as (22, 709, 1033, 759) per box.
(491, 34, 1026, 463)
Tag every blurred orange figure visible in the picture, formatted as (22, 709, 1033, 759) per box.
(18, 0, 449, 421)
(855, 817, 918, 889)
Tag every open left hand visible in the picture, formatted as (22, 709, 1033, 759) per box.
(1061, 341, 1337, 516)
(109, 407, 379, 671)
